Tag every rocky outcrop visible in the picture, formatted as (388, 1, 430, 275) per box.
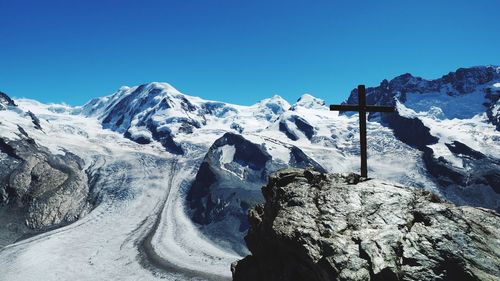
(0, 132, 91, 246)
(232, 168, 500, 281)
(0, 91, 17, 109)
(484, 84, 500, 130)
(27, 111, 42, 130)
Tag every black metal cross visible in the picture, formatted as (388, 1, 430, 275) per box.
(330, 85, 395, 178)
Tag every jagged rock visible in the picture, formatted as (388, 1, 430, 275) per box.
(0, 91, 17, 109)
(484, 85, 500, 130)
(232, 168, 500, 281)
(26, 111, 42, 130)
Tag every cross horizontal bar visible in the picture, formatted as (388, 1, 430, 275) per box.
(330, 104, 395, 113)
(365, 106, 395, 112)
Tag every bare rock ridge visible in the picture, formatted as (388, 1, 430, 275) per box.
(0, 118, 91, 246)
(232, 168, 500, 281)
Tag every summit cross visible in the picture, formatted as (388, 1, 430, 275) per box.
(330, 85, 395, 178)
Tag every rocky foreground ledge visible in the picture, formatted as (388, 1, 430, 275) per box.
(231, 169, 500, 281)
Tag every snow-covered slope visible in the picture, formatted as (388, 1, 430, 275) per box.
(0, 65, 499, 280)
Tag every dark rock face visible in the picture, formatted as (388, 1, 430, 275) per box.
(422, 143, 500, 210)
(380, 111, 438, 150)
(279, 115, 315, 141)
(232, 168, 500, 281)
(0, 91, 17, 108)
(279, 121, 299, 141)
(27, 111, 42, 130)
(123, 130, 151, 145)
(187, 133, 326, 254)
(293, 116, 315, 140)
(0, 133, 91, 246)
(146, 121, 184, 155)
(442, 67, 497, 94)
(484, 85, 500, 130)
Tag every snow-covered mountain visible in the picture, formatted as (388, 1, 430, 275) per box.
(79, 83, 292, 155)
(343, 66, 500, 208)
(0, 65, 499, 280)
(186, 132, 326, 254)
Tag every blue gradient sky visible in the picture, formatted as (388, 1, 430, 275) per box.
(1, 0, 499, 106)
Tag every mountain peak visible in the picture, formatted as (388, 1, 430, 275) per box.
(291, 93, 326, 110)
(256, 95, 289, 107)
(144, 82, 181, 94)
(252, 95, 291, 119)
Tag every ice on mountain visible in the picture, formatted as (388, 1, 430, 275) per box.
(405, 90, 488, 119)
(219, 144, 236, 165)
(427, 106, 445, 120)
(394, 100, 418, 118)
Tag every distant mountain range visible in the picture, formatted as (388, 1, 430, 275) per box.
(0, 65, 498, 279)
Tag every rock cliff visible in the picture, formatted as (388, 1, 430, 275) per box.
(232, 169, 500, 281)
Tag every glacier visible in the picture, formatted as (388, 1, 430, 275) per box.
(0, 66, 499, 280)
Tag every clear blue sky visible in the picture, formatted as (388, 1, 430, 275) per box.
(1, 0, 499, 106)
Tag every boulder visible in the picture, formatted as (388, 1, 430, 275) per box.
(232, 168, 500, 281)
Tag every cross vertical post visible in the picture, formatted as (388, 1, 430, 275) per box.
(329, 84, 395, 178)
(357, 85, 368, 178)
